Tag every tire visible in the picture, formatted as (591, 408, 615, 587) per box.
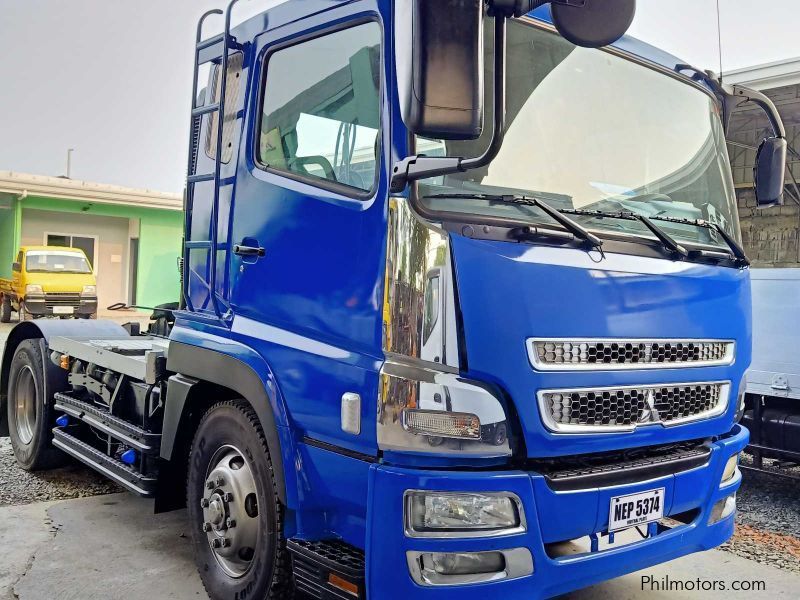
(0, 296, 11, 323)
(6, 339, 66, 470)
(187, 400, 293, 600)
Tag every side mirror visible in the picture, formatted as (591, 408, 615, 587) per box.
(550, 0, 636, 48)
(509, 0, 635, 48)
(12, 262, 21, 273)
(754, 137, 787, 208)
(395, 0, 484, 140)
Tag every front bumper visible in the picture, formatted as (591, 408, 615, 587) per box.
(366, 425, 748, 599)
(25, 295, 97, 317)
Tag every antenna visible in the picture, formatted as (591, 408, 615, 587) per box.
(715, 0, 723, 82)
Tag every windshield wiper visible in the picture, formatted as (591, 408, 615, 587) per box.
(424, 193, 603, 249)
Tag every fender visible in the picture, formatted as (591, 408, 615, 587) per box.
(164, 339, 293, 506)
(0, 319, 128, 436)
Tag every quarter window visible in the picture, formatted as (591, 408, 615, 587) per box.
(259, 22, 382, 193)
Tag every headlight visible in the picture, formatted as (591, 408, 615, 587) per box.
(81, 285, 97, 296)
(25, 284, 43, 295)
(405, 491, 525, 537)
(721, 454, 739, 486)
(708, 494, 736, 524)
(407, 548, 533, 586)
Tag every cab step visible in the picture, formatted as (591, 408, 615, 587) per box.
(52, 428, 157, 497)
(54, 392, 161, 454)
(288, 538, 365, 599)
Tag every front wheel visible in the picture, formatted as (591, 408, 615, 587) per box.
(187, 400, 293, 600)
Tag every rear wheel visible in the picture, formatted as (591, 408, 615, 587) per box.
(0, 296, 11, 323)
(187, 400, 293, 600)
(7, 339, 66, 470)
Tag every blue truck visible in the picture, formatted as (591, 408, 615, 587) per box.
(0, 1, 790, 598)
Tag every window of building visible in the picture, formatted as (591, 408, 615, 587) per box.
(45, 233, 97, 270)
(258, 22, 382, 193)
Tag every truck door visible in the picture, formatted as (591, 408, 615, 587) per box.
(228, 15, 386, 455)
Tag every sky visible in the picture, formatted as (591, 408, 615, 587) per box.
(0, 0, 798, 194)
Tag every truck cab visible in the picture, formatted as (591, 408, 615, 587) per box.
(0, 1, 790, 599)
(0, 246, 97, 322)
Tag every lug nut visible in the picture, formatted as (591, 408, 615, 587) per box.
(202, 522, 212, 532)
(220, 538, 231, 548)
(200, 498, 210, 508)
(210, 538, 222, 549)
(226, 518, 236, 529)
(223, 492, 234, 502)
(206, 480, 215, 490)
(215, 476, 225, 487)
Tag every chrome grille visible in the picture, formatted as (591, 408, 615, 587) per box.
(528, 339, 734, 371)
(44, 293, 81, 308)
(538, 382, 730, 433)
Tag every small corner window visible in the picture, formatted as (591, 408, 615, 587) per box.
(258, 22, 382, 194)
(205, 52, 244, 164)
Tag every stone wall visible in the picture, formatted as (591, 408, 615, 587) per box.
(730, 83, 800, 267)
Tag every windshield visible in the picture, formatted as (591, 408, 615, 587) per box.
(416, 18, 740, 248)
(26, 250, 92, 274)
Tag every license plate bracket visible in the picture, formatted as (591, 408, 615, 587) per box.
(608, 487, 665, 532)
(52, 306, 75, 315)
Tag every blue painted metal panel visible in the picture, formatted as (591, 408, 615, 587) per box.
(451, 236, 751, 457)
(365, 426, 747, 598)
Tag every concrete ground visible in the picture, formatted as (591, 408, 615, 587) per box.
(0, 491, 798, 599)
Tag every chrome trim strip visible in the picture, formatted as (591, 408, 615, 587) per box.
(537, 381, 731, 434)
(403, 490, 527, 539)
(528, 338, 735, 372)
(406, 547, 534, 586)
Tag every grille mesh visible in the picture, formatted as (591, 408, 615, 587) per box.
(532, 340, 732, 369)
(541, 383, 726, 431)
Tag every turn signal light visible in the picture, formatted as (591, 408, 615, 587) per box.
(403, 409, 480, 439)
(328, 573, 359, 597)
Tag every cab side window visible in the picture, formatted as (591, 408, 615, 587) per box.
(258, 22, 382, 193)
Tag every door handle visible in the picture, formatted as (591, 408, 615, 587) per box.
(233, 244, 266, 258)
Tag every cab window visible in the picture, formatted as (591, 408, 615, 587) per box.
(258, 22, 382, 193)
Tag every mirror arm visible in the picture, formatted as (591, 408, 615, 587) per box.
(676, 65, 786, 139)
(390, 16, 508, 194)
(728, 84, 786, 139)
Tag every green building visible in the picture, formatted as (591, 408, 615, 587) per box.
(0, 171, 183, 310)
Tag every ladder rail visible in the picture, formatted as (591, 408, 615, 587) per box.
(184, 8, 223, 314)
(207, 0, 243, 320)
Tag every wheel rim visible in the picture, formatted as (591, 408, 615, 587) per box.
(14, 365, 38, 445)
(201, 445, 260, 578)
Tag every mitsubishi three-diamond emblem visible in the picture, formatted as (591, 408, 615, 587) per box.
(638, 389, 661, 424)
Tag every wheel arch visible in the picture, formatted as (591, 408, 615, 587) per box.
(162, 341, 293, 509)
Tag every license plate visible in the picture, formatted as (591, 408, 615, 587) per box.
(608, 488, 665, 532)
(52, 306, 74, 315)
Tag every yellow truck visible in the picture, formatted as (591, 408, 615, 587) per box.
(0, 246, 98, 322)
